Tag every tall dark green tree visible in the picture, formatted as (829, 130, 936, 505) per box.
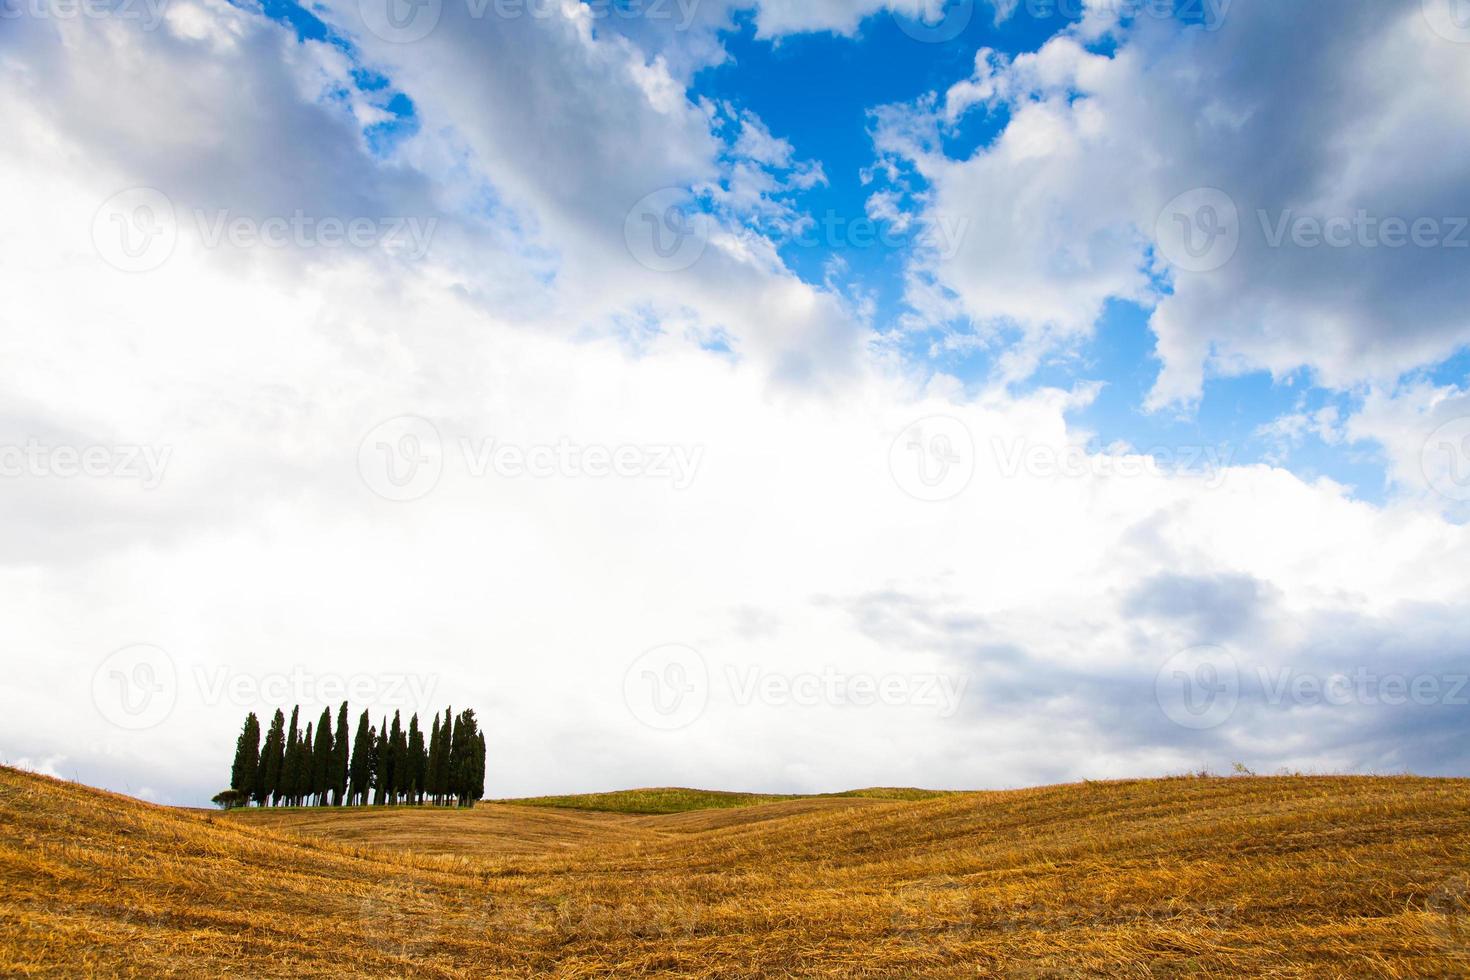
(296, 721, 315, 807)
(332, 702, 350, 807)
(425, 714, 442, 806)
(372, 717, 390, 806)
(441, 709, 487, 808)
(348, 709, 373, 806)
(311, 707, 333, 807)
(230, 712, 261, 802)
(388, 712, 407, 805)
(281, 706, 302, 806)
(434, 707, 454, 805)
(406, 714, 426, 805)
(257, 709, 286, 807)
(472, 729, 487, 806)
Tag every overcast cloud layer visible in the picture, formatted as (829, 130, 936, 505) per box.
(1, 0, 1468, 804)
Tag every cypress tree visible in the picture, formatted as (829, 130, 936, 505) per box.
(368, 720, 380, 803)
(406, 715, 426, 805)
(435, 707, 454, 805)
(425, 714, 441, 806)
(472, 729, 487, 806)
(457, 710, 485, 807)
(297, 721, 314, 808)
(389, 712, 407, 805)
(259, 709, 286, 807)
(448, 710, 467, 806)
(282, 706, 302, 806)
(348, 710, 373, 806)
(230, 712, 261, 801)
(332, 702, 350, 807)
(373, 717, 389, 806)
(312, 707, 333, 807)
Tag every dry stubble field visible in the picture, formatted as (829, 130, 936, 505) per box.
(2, 766, 1468, 976)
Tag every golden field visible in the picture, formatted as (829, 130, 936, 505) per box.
(2, 766, 1468, 977)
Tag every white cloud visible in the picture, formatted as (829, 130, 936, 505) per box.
(875, 1, 1470, 405)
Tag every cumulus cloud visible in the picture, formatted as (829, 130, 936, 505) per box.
(874, 0, 1470, 405)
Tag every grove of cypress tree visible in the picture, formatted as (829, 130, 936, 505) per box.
(228, 701, 487, 809)
(230, 712, 261, 801)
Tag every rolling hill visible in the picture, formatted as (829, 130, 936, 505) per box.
(2, 766, 1468, 976)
